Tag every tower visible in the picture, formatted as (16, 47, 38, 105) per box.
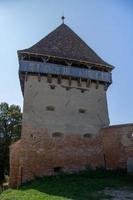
(10, 23, 114, 186)
(18, 23, 113, 136)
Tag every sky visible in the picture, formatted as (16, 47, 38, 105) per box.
(0, 0, 133, 125)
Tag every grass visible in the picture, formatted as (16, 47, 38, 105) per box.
(0, 169, 133, 200)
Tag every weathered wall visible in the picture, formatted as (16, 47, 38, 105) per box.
(10, 127, 104, 186)
(101, 124, 133, 170)
(9, 75, 133, 187)
(19, 126, 104, 184)
(10, 140, 22, 187)
(10, 124, 133, 187)
(22, 75, 109, 137)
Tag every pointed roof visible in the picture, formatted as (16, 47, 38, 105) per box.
(18, 23, 113, 68)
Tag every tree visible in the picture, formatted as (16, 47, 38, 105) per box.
(0, 102, 22, 181)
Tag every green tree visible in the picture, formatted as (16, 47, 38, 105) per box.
(0, 102, 22, 181)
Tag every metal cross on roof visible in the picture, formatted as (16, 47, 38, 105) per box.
(61, 15, 65, 23)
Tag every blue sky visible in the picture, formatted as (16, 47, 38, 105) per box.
(0, 0, 133, 125)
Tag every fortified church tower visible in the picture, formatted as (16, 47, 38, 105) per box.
(19, 22, 113, 136)
(10, 21, 116, 186)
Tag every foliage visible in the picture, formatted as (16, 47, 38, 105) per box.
(0, 102, 22, 180)
(0, 170, 133, 200)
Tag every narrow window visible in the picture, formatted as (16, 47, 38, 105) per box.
(50, 84, 56, 89)
(54, 167, 62, 173)
(81, 89, 85, 93)
(66, 86, 70, 91)
(52, 132, 63, 137)
(78, 108, 86, 113)
(83, 133, 93, 138)
(46, 106, 55, 111)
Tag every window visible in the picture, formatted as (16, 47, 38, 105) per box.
(46, 106, 55, 111)
(50, 84, 56, 90)
(81, 89, 86, 93)
(78, 108, 86, 113)
(52, 132, 63, 137)
(83, 133, 93, 138)
(66, 86, 70, 91)
(54, 167, 62, 173)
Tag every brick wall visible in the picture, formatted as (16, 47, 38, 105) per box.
(10, 140, 22, 187)
(101, 124, 133, 170)
(10, 124, 133, 187)
(10, 125, 104, 187)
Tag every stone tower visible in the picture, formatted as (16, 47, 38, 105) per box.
(18, 23, 113, 136)
(10, 23, 115, 186)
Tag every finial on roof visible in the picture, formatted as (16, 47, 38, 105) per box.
(61, 15, 65, 24)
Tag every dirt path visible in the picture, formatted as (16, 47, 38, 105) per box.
(101, 187, 133, 200)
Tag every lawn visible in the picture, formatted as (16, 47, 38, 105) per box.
(0, 170, 133, 200)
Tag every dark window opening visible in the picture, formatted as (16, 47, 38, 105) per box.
(46, 106, 55, 111)
(83, 133, 93, 138)
(79, 108, 86, 113)
(50, 85, 56, 89)
(66, 86, 70, 91)
(81, 89, 85, 93)
(52, 132, 63, 137)
(54, 167, 62, 173)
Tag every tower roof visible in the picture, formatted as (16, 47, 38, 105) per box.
(18, 23, 113, 68)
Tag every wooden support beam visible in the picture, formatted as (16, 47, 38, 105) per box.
(42, 57, 49, 63)
(65, 61, 72, 66)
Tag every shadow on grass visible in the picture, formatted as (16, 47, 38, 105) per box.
(20, 170, 133, 200)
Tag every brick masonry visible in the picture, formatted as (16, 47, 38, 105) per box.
(10, 124, 133, 187)
(101, 124, 133, 170)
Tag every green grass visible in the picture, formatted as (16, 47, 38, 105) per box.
(0, 170, 133, 200)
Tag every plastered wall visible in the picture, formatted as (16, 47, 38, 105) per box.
(22, 75, 109, 137)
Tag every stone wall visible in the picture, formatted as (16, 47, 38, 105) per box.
(10, 124, 133, 187)
(10, 126, 104, 187)
(10, 140, 22, 187)
(101, 124, 133, 170)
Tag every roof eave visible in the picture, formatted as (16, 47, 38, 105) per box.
(17, 51, 115, 71)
